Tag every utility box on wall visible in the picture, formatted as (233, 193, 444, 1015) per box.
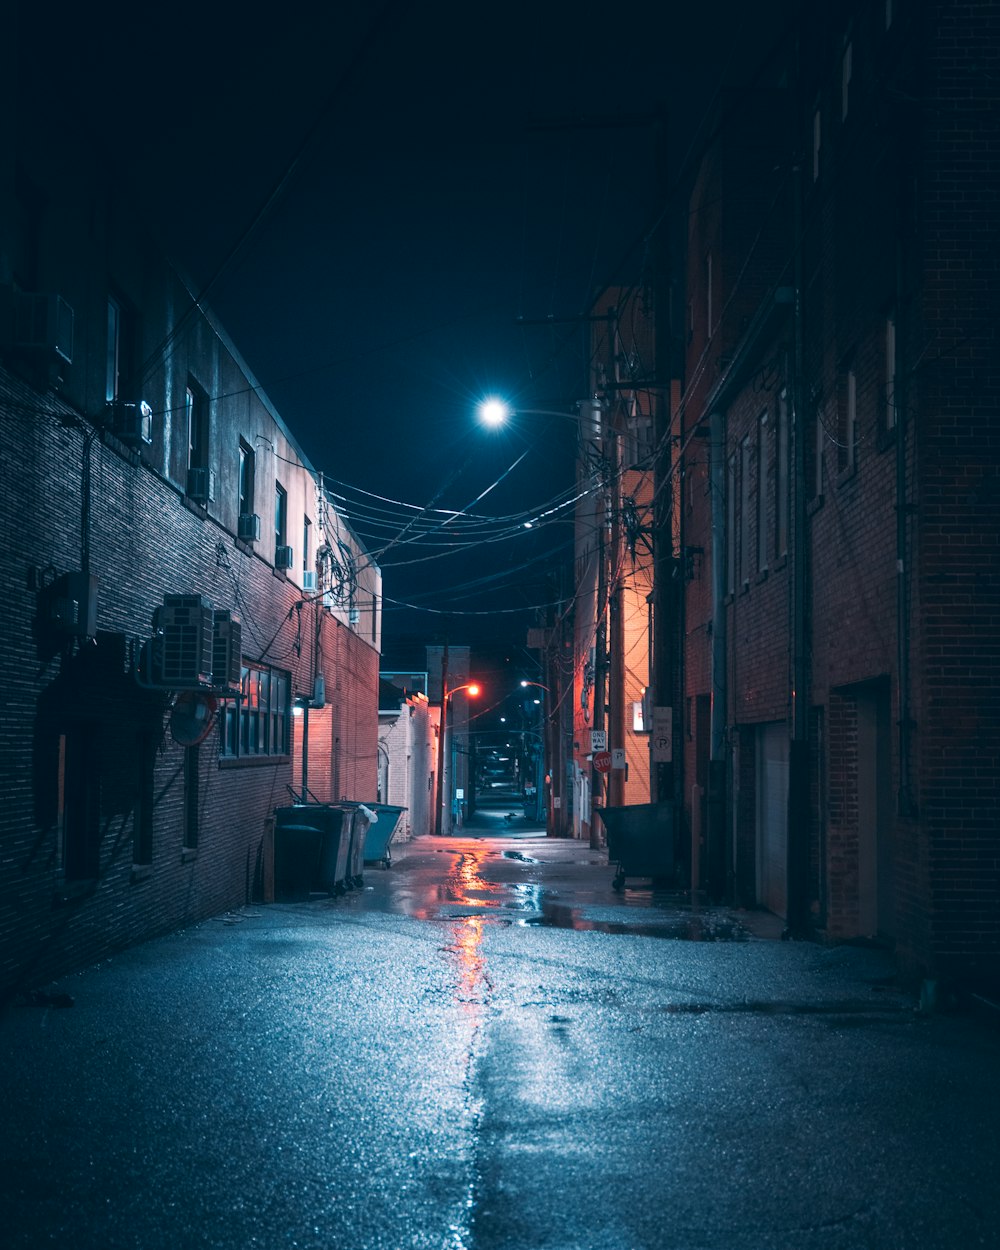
(43, 571, 98, 638)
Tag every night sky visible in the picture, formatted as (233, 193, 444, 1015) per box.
(22, 0, 783, 664)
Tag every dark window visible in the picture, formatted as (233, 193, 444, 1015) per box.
(757, 411, 768, 573)
(726, 450, 737, 597)
(740, 434, 752, 588)
(775, 390, 789, 557)
(239, 440, 255, 517)
(106, 292, 140, 404)
(187, 382, 209, 472)
(275, 482, 287, 550)
(884, 316, 897, 432)
(105, 297, 121, 404)
(838, 364, 857, 475)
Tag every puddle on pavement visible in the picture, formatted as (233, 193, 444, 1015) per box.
(364, 847, 754, 941)
(520, 901, 751, 941)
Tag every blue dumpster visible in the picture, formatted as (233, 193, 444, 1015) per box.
(594, 802, 675, 891)
(360, 804, 406, 869)
(273, 804, 352, 900)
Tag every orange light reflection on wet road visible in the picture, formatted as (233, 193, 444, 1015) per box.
(445, 853, 494, 1009)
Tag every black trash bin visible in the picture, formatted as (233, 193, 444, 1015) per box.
(594, 802, 675, 891)
(273, 804, 352, 900)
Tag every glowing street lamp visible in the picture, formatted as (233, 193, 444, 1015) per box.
(477, 396, 602, 433)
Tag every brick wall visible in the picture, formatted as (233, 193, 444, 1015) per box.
(1, 374, 379, 995)
(914, 0, 1000, 983)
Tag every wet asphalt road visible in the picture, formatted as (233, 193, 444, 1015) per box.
(2, 819, 999, 1250)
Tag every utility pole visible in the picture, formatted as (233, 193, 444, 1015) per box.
(434, 641, 448, 837)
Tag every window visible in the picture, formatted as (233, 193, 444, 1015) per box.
(106, 296, 121, 404)
(757, 410, 769, 573)
(107, 293, 149, 441)
(842, 40, 853, 121)
(775, 390, 789, 558)
(726, 450, 737, 597)
(275, 481, 287, 551)
(814, 407, 826, 498)
(239, 440, 255, 517)
(303, 515, 312, 575)
(186, 382, 208, 471)
(839, 366, 857, 474)
(106, 292, 139, 404)
(885, 316, 897, 431)
(740, 434, 752, 588)
(220, 663, 291, 759)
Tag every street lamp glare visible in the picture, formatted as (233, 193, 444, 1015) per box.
(478, 398, 510, 428)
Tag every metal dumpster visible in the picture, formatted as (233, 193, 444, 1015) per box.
(594, 802, 675, 891)
(360, 804, 406, 869)
(332, 801, 392, 887)
(273, 804, 352, 900)
(339, 802, 369, 890)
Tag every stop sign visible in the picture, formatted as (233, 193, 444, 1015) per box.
(593, 750, 612, 774)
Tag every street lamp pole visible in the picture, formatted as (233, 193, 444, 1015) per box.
(520, 680, 553, 832)
(435, 677, 480, 837)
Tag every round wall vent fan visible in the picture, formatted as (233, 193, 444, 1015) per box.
(169, 692, 218, 747)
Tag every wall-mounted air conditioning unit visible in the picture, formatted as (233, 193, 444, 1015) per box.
(302, 571, 317, 592)
(108, 399, 152, 445)
(212, 611, 242, 693)
(150, 594, 214, 689)
(187, 466, 210, 502)
(16, 292, 74, 364)
(275, 545, 294, 570)
(238, 513, 261, 542)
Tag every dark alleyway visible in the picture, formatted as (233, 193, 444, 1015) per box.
(2, 834, 998, 1249)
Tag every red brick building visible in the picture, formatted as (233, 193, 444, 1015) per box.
(1, 36, 381, 996)
(675, 0, 999, 988)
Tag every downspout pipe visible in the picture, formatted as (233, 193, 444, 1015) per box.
(708, 406, 728, 901)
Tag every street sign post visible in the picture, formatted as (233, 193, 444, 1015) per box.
(651, 706, 673, 763)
